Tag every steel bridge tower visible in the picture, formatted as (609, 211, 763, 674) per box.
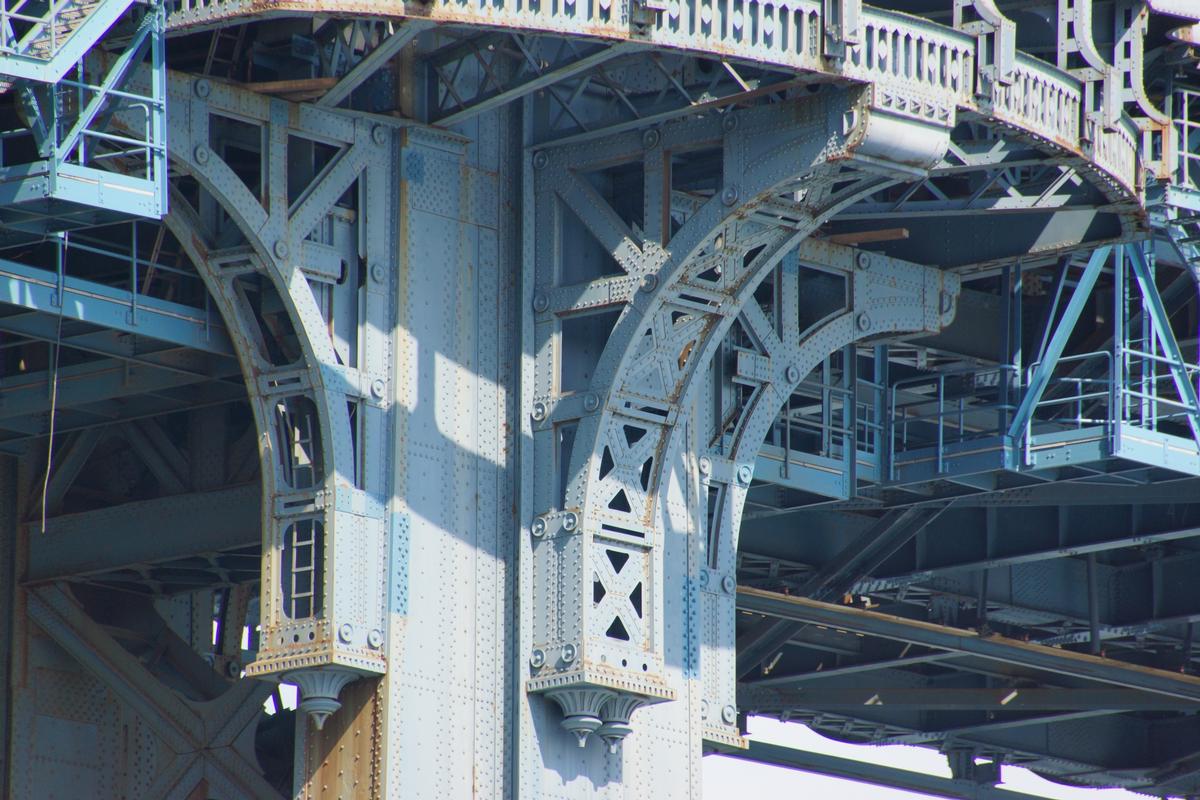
(1, 0, 1200, 797)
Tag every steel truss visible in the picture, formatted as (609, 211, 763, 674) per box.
(3, 0, 1200, 796)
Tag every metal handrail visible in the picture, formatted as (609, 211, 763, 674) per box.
(888, 365, 1019, 478)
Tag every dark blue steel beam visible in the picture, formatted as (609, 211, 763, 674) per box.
(737, 588, 1200, 702)
(28, 483, 259, 582)
(716, 741, 1048, 800)
(0, 309, 236, 374)
(741, 687, 1200, 712)
(852, 523, 1200, 593)
(0, 356, 239, 425)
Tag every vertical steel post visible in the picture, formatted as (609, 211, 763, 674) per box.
(1007, 246, 1112, 455)
(1087, 553, 1101, 655)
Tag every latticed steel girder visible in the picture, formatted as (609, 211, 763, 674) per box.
(525, 83, 960, 749)
(6, 0, 1200, 795)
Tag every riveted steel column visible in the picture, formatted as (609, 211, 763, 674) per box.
(166, 76, 396, 740)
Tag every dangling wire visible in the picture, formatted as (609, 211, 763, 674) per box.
(40, 232, 67, 533)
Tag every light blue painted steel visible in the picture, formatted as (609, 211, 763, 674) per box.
(0, 0, 167, 224)
(1127, 242, 1200, 442)
(1006, 246, 1112, 451)
(0, 256, 232, 354)
(0, 0, 136, 84)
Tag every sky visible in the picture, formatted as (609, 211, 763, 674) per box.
(705, 716, 1156, 800)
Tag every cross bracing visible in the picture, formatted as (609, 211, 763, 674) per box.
(0, 0, 1199, 798)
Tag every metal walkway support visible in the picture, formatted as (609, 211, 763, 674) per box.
(0, 0, 167, 231)
(5, 0, 1200, 798)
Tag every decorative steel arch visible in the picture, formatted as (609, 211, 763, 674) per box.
(160, 74, 399, 726)
(526, 83, 957, 746)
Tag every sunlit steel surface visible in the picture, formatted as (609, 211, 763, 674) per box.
(0, 0, 1198, 797)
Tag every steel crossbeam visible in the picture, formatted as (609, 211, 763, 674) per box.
(720, 742, 1047, 800)
(737, 588, 1200, 702)
(29, 484, 258, 581)
(0, 258, 231, 355)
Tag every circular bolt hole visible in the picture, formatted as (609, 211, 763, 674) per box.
(532, 151, 549, 170)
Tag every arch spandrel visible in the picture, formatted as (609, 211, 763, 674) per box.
(527, 83, 959, 746)
(162, 74, 398, 727)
